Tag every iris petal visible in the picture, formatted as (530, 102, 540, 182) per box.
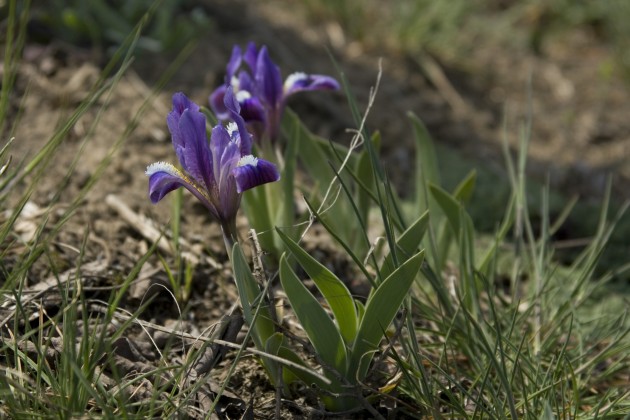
(167, 92, 200, 164)
(166, 93, 213, 192)
(226, 45, 242, 81)
(210, 125, 231, 184)
(239, 95, 266, 123)
(209, 85, 230, 120)
(176, 107, 213, 191)
(237, 71, 255, 94)
(283, 72, 340, 97)
(223, 87, 253, 155)
(233, 156, 280, 193)
(255, 46, 283, 108)
(217, 141, 241, 214)
(243, 41, 258, 73)
(146, 162, 217, 218)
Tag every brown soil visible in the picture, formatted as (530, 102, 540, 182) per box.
(4, 0, 630, 418)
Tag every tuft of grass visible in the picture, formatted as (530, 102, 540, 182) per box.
(0, 2, 208, 417)
(387, 103, 630, 418)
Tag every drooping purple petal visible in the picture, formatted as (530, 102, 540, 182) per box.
(146, 162, 218, 219)
(255, 46, 283, 109)
(148, 170, 180, 203)
(233, 155, 280, 193)
(209, 85, 230, 120)
(236, 92, 266, 122)
(283, 72, 340, 97)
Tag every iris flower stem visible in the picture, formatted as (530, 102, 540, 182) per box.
(221, 220, 239, 257)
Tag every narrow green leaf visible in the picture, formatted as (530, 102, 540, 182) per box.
(541, 401, 556, 420)
(231, 243, 276, 349)
(266, 333, 329, 390)
(549, 194, 578, 236)
(241, 181, 284, 262)
(430, 183, 462, 233)
(349, 250, 424, 381)
(280, 256, 348, 374)
(282, 112, 300, 231)
(276, 229, 358, 343)
(381, 210, 429, 279)
(284, 108, 353, 163)
(479, 195, 515, 274)
(452, 169, 477, 204)
(409, 112, 440, 207)
(265, 333, 295, 389)
(355, 300, 366, 323)
(355, 132, 380, 229)
(409, 112, 442, 270)
(0, 137, 14, 161)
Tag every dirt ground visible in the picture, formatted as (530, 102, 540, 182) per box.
(4, 0, 630, 417)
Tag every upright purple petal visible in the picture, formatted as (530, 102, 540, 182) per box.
(283, 72, 340, 97)
(175, 107, 214, 191)
(167, 94, 209, 180)
(243, 41, 259, 73)
(226, 45, 243, 81)
(210, 125, 231, 185)
(237, 70, 255, 94)
(233, 156, 280, 193)
(217, 140, 241, 220)
(223, 87, 253, 155)
(167, 92, 200, 164)
(255, 46, 283, 109)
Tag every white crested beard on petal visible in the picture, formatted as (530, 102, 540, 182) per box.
(226, 122, 239, 137)
(237, 155, 259, 167)
(146, 161, 181, 177)
(235, 90, 252, 102)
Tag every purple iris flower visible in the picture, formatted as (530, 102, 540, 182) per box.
(146, 88, 280, 239)
(209, 42, 340, 142)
